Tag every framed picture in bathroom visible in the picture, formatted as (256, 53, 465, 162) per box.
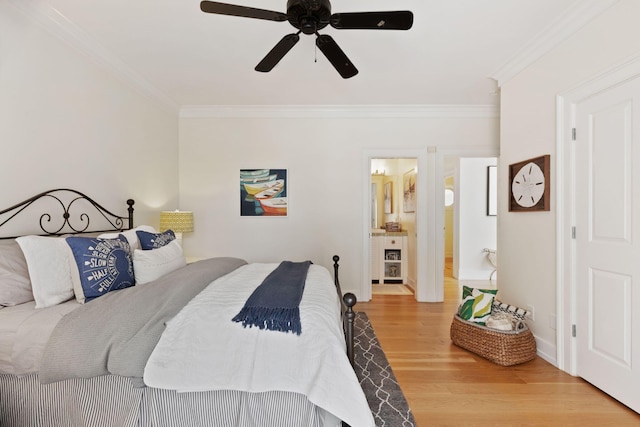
(384, 182, 392, 214)
(403, 169, 416, 213)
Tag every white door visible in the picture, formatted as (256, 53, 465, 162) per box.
(575, 77, 640, 412)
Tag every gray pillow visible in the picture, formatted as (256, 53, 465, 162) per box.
(0, 240, 34, 306)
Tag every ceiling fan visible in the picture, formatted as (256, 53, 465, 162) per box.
(200, 0, 414, 79)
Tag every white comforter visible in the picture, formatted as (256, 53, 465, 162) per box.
(144, 263, 374, 427)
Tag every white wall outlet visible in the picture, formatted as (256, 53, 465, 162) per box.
(526, 304, 535, 321)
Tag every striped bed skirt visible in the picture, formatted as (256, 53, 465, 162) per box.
(0, 374, 339, 427)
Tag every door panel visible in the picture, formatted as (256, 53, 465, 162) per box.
(589, 269, 631, 367)
(575, 77, 640, 412)
(590, 101, 632, 242)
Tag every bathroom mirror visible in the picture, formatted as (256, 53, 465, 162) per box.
(371, 183, 378, 228)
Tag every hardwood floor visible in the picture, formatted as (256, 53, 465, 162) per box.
(356, 265, 640, 426)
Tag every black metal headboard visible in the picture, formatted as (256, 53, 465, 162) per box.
(0, 189, 134, 240)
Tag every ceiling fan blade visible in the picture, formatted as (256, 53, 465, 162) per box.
(315, 34, 358, 79)
(200, 1, 288, 22)
(255, 33, 300, 72)
(330, 11, 413, 30)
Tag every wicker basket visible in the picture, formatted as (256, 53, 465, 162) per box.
(450, 314, 537, 366)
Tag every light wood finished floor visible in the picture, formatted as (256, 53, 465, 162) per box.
(356, 265, 640, 426)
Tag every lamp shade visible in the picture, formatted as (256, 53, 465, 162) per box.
(159, 211, 194, 233)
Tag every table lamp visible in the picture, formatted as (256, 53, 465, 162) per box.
(159, 210, 194, 243)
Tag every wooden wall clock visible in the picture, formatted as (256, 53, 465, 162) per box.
(509, 154, 550, 212)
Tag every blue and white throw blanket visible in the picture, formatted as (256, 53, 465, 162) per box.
(232, 260, 311, 335)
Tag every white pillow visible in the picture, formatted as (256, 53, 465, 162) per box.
(133, 240, 186, 285)
(99, 225, 157, 253)
(15, 236, 75, 308)
(0, 240, 33, 306)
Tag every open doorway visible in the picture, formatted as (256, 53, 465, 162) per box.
(442, 156, 498, 301)
(361, 149, 427, 303)
(444, 175, 455, 281)
(370, 158, 417, 297)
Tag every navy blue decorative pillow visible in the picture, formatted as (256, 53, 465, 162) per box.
(66, 235, 135, 303)
(136, 230, 176, 250)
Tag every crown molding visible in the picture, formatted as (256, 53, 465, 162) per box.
(179, 104, 499, 119)
(9, 0, 179, 113)
(490, 0, 621, 87)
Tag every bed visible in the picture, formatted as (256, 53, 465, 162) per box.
(0, 189, 372, 427)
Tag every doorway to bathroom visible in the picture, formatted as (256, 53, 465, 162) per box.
(359, 149, 428, 301)
(369, 157, 418, 298)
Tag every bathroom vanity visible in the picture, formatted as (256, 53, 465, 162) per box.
(370, 230, 408, 284)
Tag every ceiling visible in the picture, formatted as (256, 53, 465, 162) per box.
(15, 0, 609, 109)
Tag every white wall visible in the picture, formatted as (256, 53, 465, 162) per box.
(457, 158, 497, 280)
(179, 114, 498, 297)
(0, 2, 179, 228)
(498, 0, 640, 363)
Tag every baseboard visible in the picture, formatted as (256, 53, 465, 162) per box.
(407, 277, 417, 293)
(532, 333, 557, 367)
